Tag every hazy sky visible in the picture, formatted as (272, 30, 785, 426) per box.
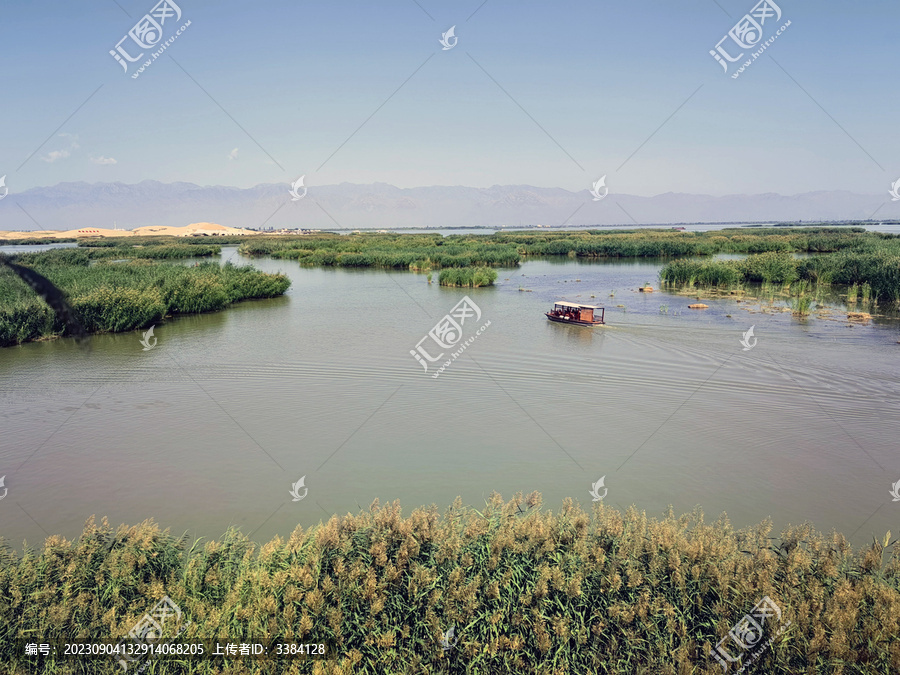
(2, 0, 897, 197)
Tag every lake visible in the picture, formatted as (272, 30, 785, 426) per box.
(1, 248, 898, 550)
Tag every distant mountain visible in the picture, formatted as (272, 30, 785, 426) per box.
(1, 180, 898, 231)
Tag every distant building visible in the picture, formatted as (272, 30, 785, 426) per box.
(271, 228, 321, 235)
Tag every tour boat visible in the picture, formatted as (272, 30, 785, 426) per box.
(546, 301, 605, 327)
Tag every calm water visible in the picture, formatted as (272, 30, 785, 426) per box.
(2, 249, 899, 550)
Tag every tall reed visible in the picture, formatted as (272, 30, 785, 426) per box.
(438, 267, 498, 287)
(1, 496, 898, 674)
(860, 282, 872, 304)
(0, 254, 290, 346)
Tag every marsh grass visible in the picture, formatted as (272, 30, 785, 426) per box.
(506, 227, 873, 258)
(791, 293, 814, 317)
(234, 228, 900, 270)
(0, 237, 78, 245)
(660, 260, 742, 287)
(78, 236, 252, 247)
(1, 496, 898, 674)
(438, 267, 498, 287)
(240, 234, 521, 270)
(662, 248, 900, 306)
(91, 244, 220, 260)
(229, 230, 900, 302)
(14, 245, 220, 263)
(0, 253, 290, 346)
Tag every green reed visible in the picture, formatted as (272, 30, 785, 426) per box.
(0, 253, 290, 347)
(438, 266, 498, 287)
(14, 244, 220, 264)
(791, 295, 813, 316)
(78, 235, 252, 247)
(861, 282, 871, 304)
(662, 248, 900, 304)
(0, 237, 78, 245)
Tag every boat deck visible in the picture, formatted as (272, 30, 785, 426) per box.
(546, 301, 605, 326)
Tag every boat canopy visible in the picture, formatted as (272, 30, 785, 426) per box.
(553, 301, 601, 309)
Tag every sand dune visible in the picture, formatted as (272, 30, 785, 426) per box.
(132, 222, 256, 237)
(0, 222, 258, 241)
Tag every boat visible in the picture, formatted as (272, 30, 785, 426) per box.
(546, 301, 605, 326)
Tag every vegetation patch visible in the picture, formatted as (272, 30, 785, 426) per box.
(438, 266, 498, 287)
(240, 234, 521, 269)
(0, 237, 78, 245)
(78, 235, 252, 247)
(1, 495, 897, 674)
(0, 250, 290, 346)
(661, 248, 900, 303)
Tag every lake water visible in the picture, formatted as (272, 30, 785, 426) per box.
(2, 248, 899, 550)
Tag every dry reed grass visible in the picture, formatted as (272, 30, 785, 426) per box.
(2, 494, 898, 674)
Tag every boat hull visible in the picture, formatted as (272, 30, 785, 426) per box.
(546, 313, 604, 327)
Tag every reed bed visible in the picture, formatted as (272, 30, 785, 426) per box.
(58, 228, 900, 272)
(12, 228, 894, 262)
(234, 228, 899, 273)
(438, 267, 498, 287)
(240, 234, 521, 270)
(0, 237, 78, 245)
(89, 244, 220, 259)
(656, 259, 743, 287)
(78, 236, 255, 247)
(1, 495, 898, 674)
(243, 229, 900, 302)
(661, 251, 900, 303)
(0, 251, 290, 346)
(500, 227, 876, 259)
(13, 244, 220, 263)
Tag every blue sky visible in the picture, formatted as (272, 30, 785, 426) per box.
(1, 0, 897, 196)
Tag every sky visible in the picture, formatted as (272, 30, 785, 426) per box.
(1, 0, 897, 198)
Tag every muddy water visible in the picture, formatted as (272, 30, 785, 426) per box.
(1, 250, 898, 549)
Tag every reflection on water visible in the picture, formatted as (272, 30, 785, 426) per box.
(0, 243, 78, 254)
(1, 251, 899, 551)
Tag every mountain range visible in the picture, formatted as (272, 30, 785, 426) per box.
(1, 180, 898, 231)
